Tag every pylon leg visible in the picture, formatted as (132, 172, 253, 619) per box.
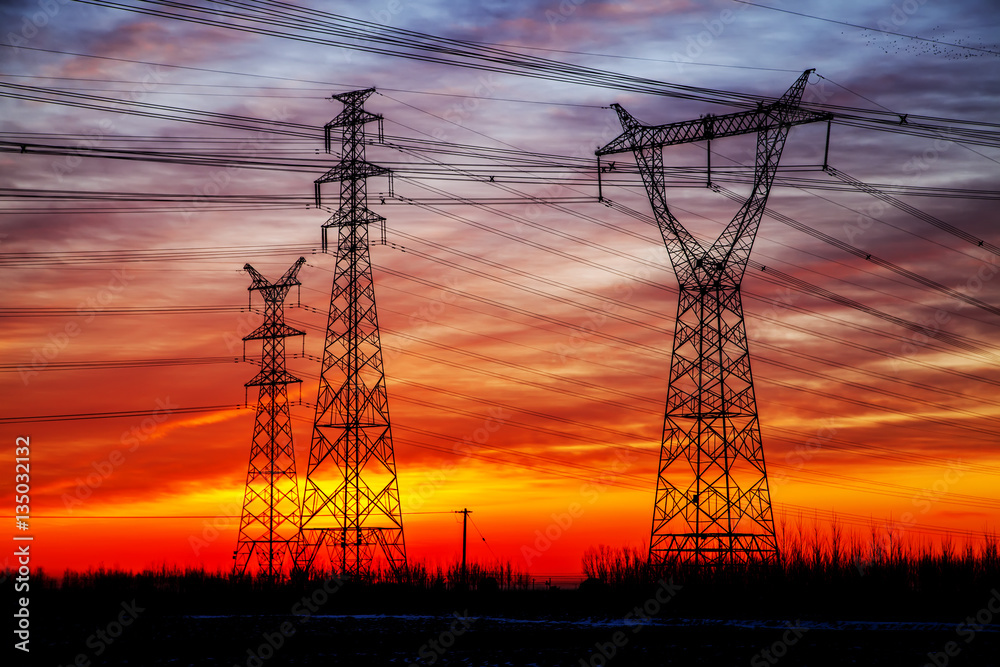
(651, 284, 777, 566)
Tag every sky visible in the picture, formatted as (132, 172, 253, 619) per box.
(1, 0, 999, 580)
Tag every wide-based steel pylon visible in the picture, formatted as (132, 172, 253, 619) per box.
(598, 70, 830, 566)
(234, 257, 306, 578)
(297, 88, 407, 577)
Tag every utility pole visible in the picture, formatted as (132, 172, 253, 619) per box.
(296, 88, 407, 578)
(234, 257, 306, 579)
(455, 508, 471, 587)
(598, 70, 830, 567)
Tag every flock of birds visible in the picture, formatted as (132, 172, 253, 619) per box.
(854, 27, 999, 58)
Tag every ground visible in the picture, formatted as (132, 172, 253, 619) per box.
(27, 580, 1000, 666)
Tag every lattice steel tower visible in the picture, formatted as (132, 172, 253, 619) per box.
(234, 257, 306, 578)
(597, 70, 830, 566)
(297, 88, 407, 576)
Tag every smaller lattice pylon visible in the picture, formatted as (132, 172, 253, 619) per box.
(234, 257, 306, 579)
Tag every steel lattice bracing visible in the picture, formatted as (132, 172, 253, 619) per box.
(297, 88, 407, 578)
(234, 257, 306, 578)
(598, 70, 830, 566)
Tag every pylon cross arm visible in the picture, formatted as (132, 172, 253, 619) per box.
(597, 70, 829, 156)
(245, 369, 302, 388)
(244, 257, 306, 294)
(326, 107, 381, 129)
(597, 104, 829, 155)
(315, 162, 389, 186)
(331, 87, 377, 107)
(244, 323, 305, 341)
(598, 70, 830, 285)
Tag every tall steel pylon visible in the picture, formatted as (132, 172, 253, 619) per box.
(234, 257, 306, 578)
(297, 88, 407, 577)
(597, 70, 830, 566)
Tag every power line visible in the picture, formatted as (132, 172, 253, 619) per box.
(5, 214, 992, 446)
(731, 0, 1000, 57)
(289, 305, 1000, 447)
(62, 0, 1000, 149)
(0, 243, 317, 267)
(3, 12, 997, 555)
(0, 355, 246, 372)
(4, 511, 457, 518)
(0, 405, 247, 424)
(468, 515, 499, 560)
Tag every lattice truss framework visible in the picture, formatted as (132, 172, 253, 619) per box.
(598, 70, 831, 566)
(297, 88, 407, 577)
(234, 257, 306, 578)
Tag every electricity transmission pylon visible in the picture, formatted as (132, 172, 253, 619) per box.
(234, 257, 306, 578)
(597, 70, 830, 566)
(296, 88, 407, 577)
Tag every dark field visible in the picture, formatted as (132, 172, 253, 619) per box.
(17, 563, 1000, 667)
(33, 613, 1000, 666)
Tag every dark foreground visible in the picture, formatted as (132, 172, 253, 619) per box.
(22, 580, 1000, 666)
(30, 613, 1000, 666)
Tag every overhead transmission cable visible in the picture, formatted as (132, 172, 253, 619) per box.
(65, 0, 1000, 147)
